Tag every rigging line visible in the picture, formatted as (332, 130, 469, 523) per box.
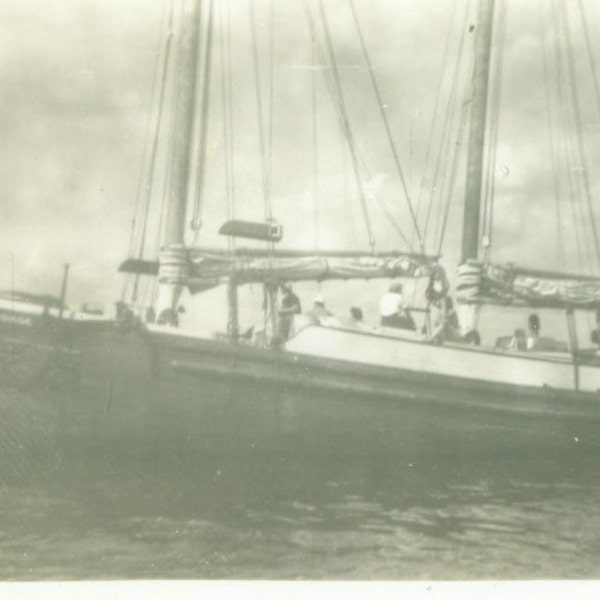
(225, 0, 236, 225)
(561, 1, 600, 272)
(347, 0, 423, 253)
(267, 0, 275, 212)
(551, 0, 577, 271)
(347, 129, 418, 247)
(218, 0, 233, 251)
(191, 0, 215, 240)
(575, 0, 600, 326)
(218, 0, 231, 219)
(249, 0, 272, 221)
(354, 150, 416, 249)
(302, 2, 351, 169)
(424, 67, 469, 253)
(303, 3, 359, 176)
(431, 63, 469, 252)
(302, 7, 342, 128)
(319, 47, 417, 248)
(436, 87, 471, 255)
(539, 0, 565, 268)
(412, 0, 466, 246)
(303, 5, 356, 246)
(129, 0, 174, 304)
(342, 143, 357, 247)
(137, 0, 177, 262)
(576, 0, 600, 123)
(128, 0, 172, 258)
(577, 0, 600, 313)
(421, 1, 472, 251)
(421, 3, 472, 250)
(133, 2, 177, 304)
(315, 0, 375, 251)
(371, 187, 417, 249)
(312, 42, 319, 250)
(303, 0, 413, 250)
(553, 2, 586, 273)
(559, 93, 586, 271)
(303, 2, 367, 187)
(562, 1, 596, 272)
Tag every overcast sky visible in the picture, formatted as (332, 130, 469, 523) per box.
(1, 0, 600, 309)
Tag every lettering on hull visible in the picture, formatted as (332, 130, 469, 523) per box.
(0, 312, 34, 327)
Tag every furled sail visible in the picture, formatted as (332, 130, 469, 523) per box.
(456, 262, 600, 309)
(186, 250, 432, 287)
(120, 247, 437, 292)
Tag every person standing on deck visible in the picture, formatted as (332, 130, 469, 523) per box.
(508, 328, 527, 351)
(527, 313, 541, 350)
(590, 310, 600, 352)
(278, 283, 301, 341)
(379, 282, 416, 330)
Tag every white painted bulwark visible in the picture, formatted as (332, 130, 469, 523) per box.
(286, 325, 600, 394)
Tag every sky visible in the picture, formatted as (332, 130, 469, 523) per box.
(1, 0, 600, 327)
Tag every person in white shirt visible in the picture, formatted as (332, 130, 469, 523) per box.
(305, 295, 339, 326)
(379, 282, 416, 330)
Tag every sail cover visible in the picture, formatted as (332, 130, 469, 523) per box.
(456, 262, 600, 310)
(186, 251, 431, 287)
(148, 248, 434, 291)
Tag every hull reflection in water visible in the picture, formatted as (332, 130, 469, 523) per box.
(1, 391, 599, 580)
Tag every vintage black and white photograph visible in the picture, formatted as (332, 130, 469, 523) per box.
(1, 0, 600, 584)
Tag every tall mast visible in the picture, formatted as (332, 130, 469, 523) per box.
(461, 0, 495, 264)
(164, 0, 202, 248)
(155, 0, 202, 321)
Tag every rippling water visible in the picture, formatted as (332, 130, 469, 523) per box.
(1, 387, 600, 580)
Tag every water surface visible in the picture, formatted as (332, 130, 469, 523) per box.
(1, 387, 599, 580)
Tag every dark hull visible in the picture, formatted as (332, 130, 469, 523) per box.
(1, 308, 599, 466)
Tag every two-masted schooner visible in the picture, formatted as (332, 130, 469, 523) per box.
(2, 0, 600, 461)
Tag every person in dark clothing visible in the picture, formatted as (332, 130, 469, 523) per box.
(429, 297, 463, 343)
(527, 313, 541, 350)
(345, 306, 368, 330)
(350, 306, 364, 324)
(591, 310, 600, 349)
(278, 283, 301, 341)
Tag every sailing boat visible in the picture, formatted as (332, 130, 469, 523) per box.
(2, 0, 600, 461)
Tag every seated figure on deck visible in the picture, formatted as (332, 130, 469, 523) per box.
(428, 297, 464, 344)
(115, 300, 136, 328)
(342, 306, 369, 331)
(157, 305, 185, 327)
(496, 328, 527, 351)
(524, 313, 567, 352)
(305, 295, 339, 327)
(509, 328, 527, 351)
(379, 283, 416, 331)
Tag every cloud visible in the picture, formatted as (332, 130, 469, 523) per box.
(0, 0, 599, 310)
